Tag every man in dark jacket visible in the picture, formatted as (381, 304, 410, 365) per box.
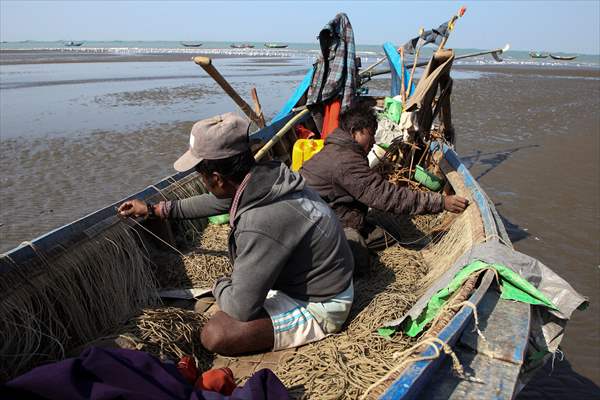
(300, 104, 468, 270)
(118, 113, 354, 356)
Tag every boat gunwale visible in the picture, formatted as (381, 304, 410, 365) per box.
(380, 144, 527, 399)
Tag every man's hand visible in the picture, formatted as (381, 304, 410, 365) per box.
(444, 195, 469, 213)
(117, 199, 148, 218)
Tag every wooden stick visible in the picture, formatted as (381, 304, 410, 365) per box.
(193, 56, 263, 127)
(254, 109, 310, 161)
(406, 27, 425, 100)
(438, 6, 467, 50)
(361, 56, 386, 76)
(360, 44, 508, 81)
(399, 48, 406, 104)
(250, 87, 266, 128)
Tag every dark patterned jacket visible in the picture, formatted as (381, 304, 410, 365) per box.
(300, 128, 444, 232)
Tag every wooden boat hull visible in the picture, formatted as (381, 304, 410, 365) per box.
(264, 43, 288, 48)
(380, 144, 527, 399)
(529, 52, 548, 59)
(181, 42, 203, 48)
(549, 54, 577, 60)
(0, 108, 528, 398)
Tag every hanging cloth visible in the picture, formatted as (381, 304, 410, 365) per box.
(306, 13, 357, 113)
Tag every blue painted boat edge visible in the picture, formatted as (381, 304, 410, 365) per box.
(380, 270, 496, 400)
(438, 143, 498, 239)
(380, 144, 509, 399)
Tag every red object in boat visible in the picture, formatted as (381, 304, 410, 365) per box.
(321, 98, 341, 139)
(295, 124, 316, 139)
(177, 355, 199, 384)
(195, 367, 237, 395)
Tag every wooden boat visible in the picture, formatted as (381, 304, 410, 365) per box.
(64, 41, 84, 47)
(264, 43, 288, 48)
(529, 51, 548, 59)
(181, 42, 203, 48)
(0, 22, 579, 400)
(549, 54, 577, 60)
(230, 43, 255, 49)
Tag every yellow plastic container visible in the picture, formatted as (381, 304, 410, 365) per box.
(291, 139, 324, 171)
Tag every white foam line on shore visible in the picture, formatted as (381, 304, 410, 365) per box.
(3, 47, 296, 57)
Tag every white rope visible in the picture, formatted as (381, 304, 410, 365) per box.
(125, 218, 185, 257)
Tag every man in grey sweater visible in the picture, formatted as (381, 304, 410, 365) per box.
(118, 113, 354, 355)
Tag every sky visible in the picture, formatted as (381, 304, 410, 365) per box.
(1, 1, 599, 54)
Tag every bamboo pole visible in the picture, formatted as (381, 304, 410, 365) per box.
(399, 47, 406, 104)
(193, 56, 263, 127)
(254, 109, 310, 161)
(438, 6, 467, 50)
(406, 27, 425, 100)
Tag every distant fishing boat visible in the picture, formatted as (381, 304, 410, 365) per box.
(180, 42, 203, 48)
(529, 51, 548, 59)
(230, 43, 255, 49)
(64, 41, 84, 47)
(264, 43, 288, 48)
(549, 54, 577, 60)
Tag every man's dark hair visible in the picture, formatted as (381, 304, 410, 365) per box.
(339, 103, 378, 135)
(195, 150, 255, 183)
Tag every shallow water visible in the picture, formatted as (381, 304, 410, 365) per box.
(0, 55, 598, 397)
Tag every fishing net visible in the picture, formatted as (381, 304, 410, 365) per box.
(0, 223, 159, 382)
(78, 307, 213, 373)
(152, 224, 232, 289)
(0, 175, 205, 382)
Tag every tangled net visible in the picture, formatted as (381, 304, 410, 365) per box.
(153, 224, 232, 289)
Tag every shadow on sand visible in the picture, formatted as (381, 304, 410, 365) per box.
(461, 144, 540, 181)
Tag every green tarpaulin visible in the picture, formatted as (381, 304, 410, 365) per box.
(378, 260, 558, 338)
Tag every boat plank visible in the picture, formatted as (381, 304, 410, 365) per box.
(418, 290, 530, 399)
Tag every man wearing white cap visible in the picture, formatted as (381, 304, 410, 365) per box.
(118, 113, 354, 355)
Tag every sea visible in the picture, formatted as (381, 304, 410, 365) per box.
(0, 41, 599, 398)
(1, 40, 599, 67)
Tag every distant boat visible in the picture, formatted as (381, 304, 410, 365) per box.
(529, 51, 548, 59)
(230, 43, 255, 49)
(549, 54, 577, 61)
(264, 43, 288, 49)
(64, 41, 84, 47)
(181, 42, 203, 48)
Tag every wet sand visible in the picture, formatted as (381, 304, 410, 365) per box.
(452, 65, 600, 397)
(0, 62, 599, 396)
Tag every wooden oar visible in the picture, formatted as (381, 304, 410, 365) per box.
(250, 87, 266, 128)
(360, 44, 509, 81)
(360, 56, 387, 76)
(193, 56, 264, 127)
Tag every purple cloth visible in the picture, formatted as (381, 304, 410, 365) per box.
(1, 347, 290, 400)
